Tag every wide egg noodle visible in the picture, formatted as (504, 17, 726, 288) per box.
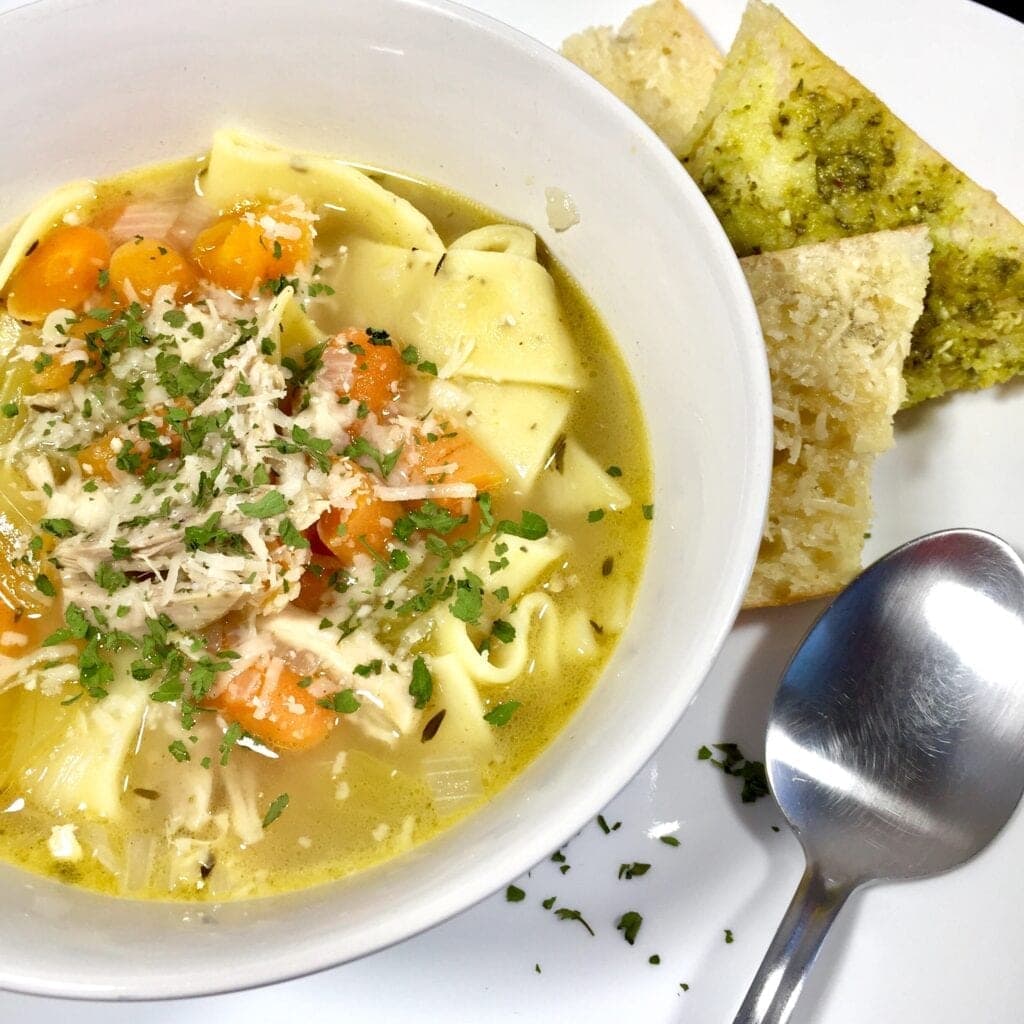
(430, 378, 572, 490)
(434, 534, 569, 688)
(434, 593, 559, 688)
(0, 180, 97, 293)
(534, 437, 632, 515)
(319, 232, 583, 389)
(202, 128, 444, 253)
(473, 534, 570, 605)
(425, 654, 495, 761)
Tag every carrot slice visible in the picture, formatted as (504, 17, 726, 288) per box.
(5, 226, 110, 321)
(75, 410, 180, 481)
(109, 237, 196, 303)
(317, 467, 404, 566)
(191, 216, 266, 294)
(330, 327, 405, 417)
(0, 514, 60, 658)
(205, 659, 333, 752)
(190, 202, 312, 294)
(261, 201, 313, 274)
(292, 553, 344, 612)
(413, 430, 506, 539)
(75, 432, 120, 482)
(417, 431, 506, 492)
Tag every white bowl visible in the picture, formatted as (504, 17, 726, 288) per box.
(0, 0, 771, 999)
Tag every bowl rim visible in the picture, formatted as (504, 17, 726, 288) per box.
(0, 0, 772, 1001)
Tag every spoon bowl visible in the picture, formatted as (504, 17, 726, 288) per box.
(735, 529, 1024, 1023)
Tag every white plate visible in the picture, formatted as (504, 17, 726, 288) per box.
(2, 0, 1022, 1020)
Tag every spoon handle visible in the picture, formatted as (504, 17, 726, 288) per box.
(732, 863, 854, 1024)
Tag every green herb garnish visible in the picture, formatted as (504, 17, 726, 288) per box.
(239, 490, 288, 519)
(698, 743, 770, 803)
(262, 793, 290, 828)
(317, 690, 361, 714)
(483, 700, 521, 727)
(409, 655, 433, 709)
(616, 911, 643, 945)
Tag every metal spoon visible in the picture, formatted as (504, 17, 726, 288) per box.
(733, 529, 1024, 1024)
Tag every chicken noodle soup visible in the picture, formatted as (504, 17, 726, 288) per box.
(0, 130, 651, 899)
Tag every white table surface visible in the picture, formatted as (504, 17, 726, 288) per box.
(2, 0, 1023, 1020)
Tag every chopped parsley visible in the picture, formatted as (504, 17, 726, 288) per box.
(40, 518, 76, 538)
(262, 793, 290, 828)
(317, 690, 361, 714)
(239, 490, 288, 519)
(393, 501, 466, 541)
(94, 562, 130, 594)
(450, 572, 484, 623)
(659, 835, 681, 848)
(264, 424, 333, 472)
(491, 619, 515, 644)
(155, 352, 213, 403)
(642, 503, 654, 521)
(698, 743, 770, 803)
(34, 574, 56, 597)
(616, 911, 643, 945)
(483, 700, 521, 727)
(587, 508, 605, 523)
(344, 435, 403, 478)
(168, 740, 191, 763)
(497, 510, 548, 540)
(409, 655, 433, 709)
(606, 465, 623, 477)
(554, 908, 595, 936)
(278, 518, 310, 549)
(506, 885, 526, 903)
(219, 722, 244, 765)
(618, 862, 651, 880)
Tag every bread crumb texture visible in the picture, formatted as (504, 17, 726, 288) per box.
(561, 0, 722, 158)
(743, 227, 931, 608)
(684, 0, 1024, 406)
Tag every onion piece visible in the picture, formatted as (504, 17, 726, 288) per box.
(422, 755, 484, 816)
(121, 833, 156, 894)
(108, 203, 178, 245)
(168, 196, 215, 249)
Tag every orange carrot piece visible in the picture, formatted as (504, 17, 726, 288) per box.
(191, 217, 267, 294)
(190, 203, 312, 294)
(333, 327, 405, 417)
(75, 432, 120, 482)
(0, 515, 60, 658)
(410, 430, 506, 539)
(109, 237, 196, 303)
(4, 226, 110, 321)
(206, 660, 333, 753)
(317, 467, 404, 566)
(74, 411, 179, 482)
(261, 201, 313, 274)
(292, 553, 344, 612)
(417, 431, 506, 492)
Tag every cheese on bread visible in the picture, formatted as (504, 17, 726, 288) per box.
(561, 0, 722, 158)
(743, 227, 931, 608)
